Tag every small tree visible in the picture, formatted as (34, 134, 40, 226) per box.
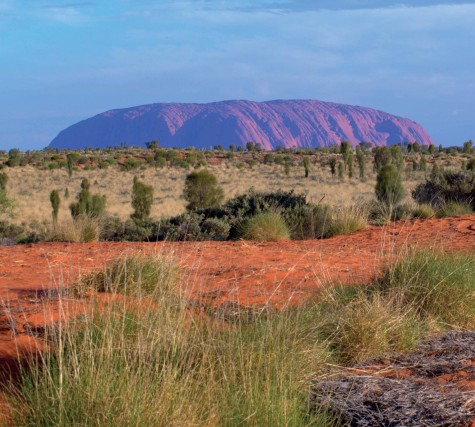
(340, 140, 351, 169)
(70, 179, 106, 218)
(303, 157, 310, 178)
(375, 164, 404, 206)
(373, 146, 392, 172)
(338, 161, 344, 180)
(356, 146, 365, 179)
(463, 140, 473, 154)
(329, 158, 337, 176)
(50, 190, 60, 224)
(347, 153, 354, 178)
(246, 141, 255, 152)
(390, 145, 404, 170)
(131, 176, 154, 222)
(66, 153, 74, 178)
(183, 169, 224, 210)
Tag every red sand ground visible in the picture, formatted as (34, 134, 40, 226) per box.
(0, 215, 474, 422)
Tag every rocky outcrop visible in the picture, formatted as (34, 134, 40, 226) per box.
(49, 99, 433, 149)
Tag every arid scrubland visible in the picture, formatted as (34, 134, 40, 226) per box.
(5, 160, 425, 224)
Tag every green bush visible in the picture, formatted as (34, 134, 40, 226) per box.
(183, 169, 224, 211)
(375, 164, 404, 206)
(287, 204, 332, 240)
(412, 170, 475, 210)
(130, 176, 153, 222)
(69, 179, 106, 218)
(240, 211, 290, 242)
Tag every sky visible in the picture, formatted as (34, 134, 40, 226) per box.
(1, 0, 475, 151)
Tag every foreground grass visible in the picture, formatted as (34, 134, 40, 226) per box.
(7, 249, 475, 426)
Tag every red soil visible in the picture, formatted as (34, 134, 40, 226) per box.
(0, 215, 474, 422)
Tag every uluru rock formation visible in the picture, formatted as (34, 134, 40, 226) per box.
(49, 99, 434, 150)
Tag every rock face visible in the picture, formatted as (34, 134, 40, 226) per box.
(49, 99, 434, 149)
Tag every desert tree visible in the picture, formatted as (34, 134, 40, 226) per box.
(329, 157, 337, 176)
(66, 153, 74, 178)
(69, 179, 106, 218)
(183, 169, 224, 210)
(50, 190, 60, 225)
(131, 176, 154, 222)
(375, 164, 404, 206)
(340, 140, 351, 170)
(356, 146, 365, 179)
(303, 157, 310, 178)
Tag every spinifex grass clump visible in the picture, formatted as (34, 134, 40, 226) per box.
(326, 204, 369, 237)
(47, 215, 101, 243)
(376, 249, 475, 328)
(318, 291, 423, 365)
(240, 211, 290, 242)
(436, 201, 473, 218)
(11, 253, 335, 427)
(77, 252, 179, 298)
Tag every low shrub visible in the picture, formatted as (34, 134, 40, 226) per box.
(412, 170, 475, 209)
(286, 204, 332, 240)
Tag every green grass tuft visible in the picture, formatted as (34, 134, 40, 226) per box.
(241, 211, 291, 242)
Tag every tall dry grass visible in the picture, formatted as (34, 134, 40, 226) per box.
(7, 248, 474, 425)
(3, 162, 426, 225)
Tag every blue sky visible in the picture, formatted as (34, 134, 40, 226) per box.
(1, 0, 475, 150)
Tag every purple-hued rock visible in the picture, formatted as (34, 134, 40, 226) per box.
(49, 99, 434, 149)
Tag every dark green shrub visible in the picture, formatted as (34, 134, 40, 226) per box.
(467, 158, 475, 171)
(412, 170, 475, 210)
(201, 218, 230, 241)
(375, 164, 404, 206)
(302, 157, 310, 178)
(183, 169, 224, 211)
(286, 204, 332, 239)
(329, 157, 337, 176)
(156, 212, 204, 241)
(131, 176, 154, 222)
